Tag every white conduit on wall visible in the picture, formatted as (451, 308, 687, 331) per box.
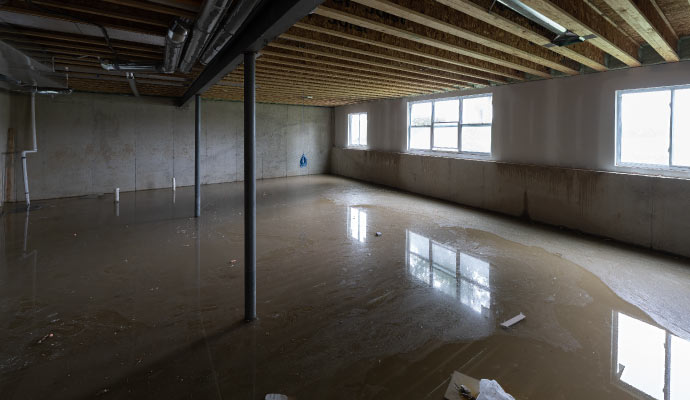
(21, 92, 38, 208)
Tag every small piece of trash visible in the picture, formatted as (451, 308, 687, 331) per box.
(37, 333, 54, 344)
(500, 313, 525, 328)
(477, 379, 515, 400)
(375, 232, 382, 236)
(73, 233, 78, 237)
(265, 395, 288, 400)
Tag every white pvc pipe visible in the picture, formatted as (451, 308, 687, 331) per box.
(114, 188, 120, 203)
(21, 92, 38, 208)
(172, 177, 176, 191)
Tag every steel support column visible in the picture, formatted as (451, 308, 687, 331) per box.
(244, 51, 257, 322)
(194, 94, 201, 218)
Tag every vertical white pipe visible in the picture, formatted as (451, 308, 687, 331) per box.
(172, 177, 176, 191)
(115, 188, 120, 203)
(21, 92, 38, 208)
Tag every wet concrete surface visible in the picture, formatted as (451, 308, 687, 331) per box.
(1, 175, 689, 399)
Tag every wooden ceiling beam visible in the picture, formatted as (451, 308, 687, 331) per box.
(101, 0, 197, 18)
(0, 36, 162, 60)
(11, 43, 159, 60)
(1, 5, 166, 36)
(293, 19, 508, 83)
(258, 55, 451, 92)
(257, 59, 438, 93)
(600, 0, 679, 61)
(435, 0, 607, 71)
(28, 0, 170, 28)
(267, 42, 471, 88)
(519, 0, 641, 66)
(0, 27, 163, 53)
(353, 0, 579, 75)
(314, 5, 526, 80)
(280, 31, 490, 86)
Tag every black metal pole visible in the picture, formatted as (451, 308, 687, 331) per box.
(194, 94, 201, 218)
(244, 51, 257, 322)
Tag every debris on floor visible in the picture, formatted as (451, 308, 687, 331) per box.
(37, 333, 53, 344)
(265, 394, 289, 400)
(500, 313, 525, 328)
(477, 379, 515, 400)
(445, 372, 515, 400)
(375, 232, 383, 236)
(445, 371, 479, 400)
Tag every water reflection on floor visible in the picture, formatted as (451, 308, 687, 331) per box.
(1, 175, 690, 399)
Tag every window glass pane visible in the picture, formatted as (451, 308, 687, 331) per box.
(410, 127, 431, 150)
(433, 124, 458, 150)
(434, 99, 459, 123)
(359, 113, 367, 146)
(462, 126, 491, 153)
(349, 114, 360, 145)
(463, 96, 493, 124)
(616, 313, 665, 400)
(673, 89, 690, 167)
(671, 334, 690, 400)
(411, 102, 432, 126)
(620, 90, 671, 165)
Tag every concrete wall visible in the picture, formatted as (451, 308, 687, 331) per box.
(0, 90, 9, 210)
(5, 92, 332, 201)
(331, 61, 690, 258)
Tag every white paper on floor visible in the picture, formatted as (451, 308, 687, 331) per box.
(476, 379, 515, 400)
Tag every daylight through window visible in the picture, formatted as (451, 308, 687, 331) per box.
(408, 95, 492, 154)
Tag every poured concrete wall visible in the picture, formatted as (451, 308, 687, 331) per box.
(331, 61, 690, 257)
(5, 92, 332, 202)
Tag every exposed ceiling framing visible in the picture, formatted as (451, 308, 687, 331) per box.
(1, 0, 689, 106)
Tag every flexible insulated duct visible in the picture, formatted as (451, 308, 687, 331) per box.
(178, 0, 232, 73)
(200, 0, 259, 65)
(162, 20, 189, 73)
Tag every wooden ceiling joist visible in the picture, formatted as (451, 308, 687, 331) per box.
(27, 0, 170, 28)
(313, 6, 527, 80)
(266, 42, 471, 88)
(101, 0, 197, 19)
(353, 0, 580, 75)
(0, 36, 161, 60)
(434, 0, 607, 71)
(258, 55, 454, 93)
(280, 30, 491, 86)
(294, 18, 509, 83)
(519, 0, 642, 66)
(600, 0, 679, 61)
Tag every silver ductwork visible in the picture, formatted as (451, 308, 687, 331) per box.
(200, 0, 259, 65)
(100, 61, 161, 72)
(178, 0, 232, 73)
(162, 19, 189, 73)
(34, 87, 73, 95)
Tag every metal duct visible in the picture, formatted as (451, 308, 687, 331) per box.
(178, 0, 232, 73)
(126, 72, 139, 97)
(162, 19, 189, 73)
(34, 87, 73, 95)
(100, 61, 161, 72)
(199, 0, 259, 65)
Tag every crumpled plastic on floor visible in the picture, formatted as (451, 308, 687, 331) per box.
(476, 379, 515, 400)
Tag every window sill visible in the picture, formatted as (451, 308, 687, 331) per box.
(347, 145, 368, 149)
(616, 162, 690, 173)
(406, 149, 492, 160)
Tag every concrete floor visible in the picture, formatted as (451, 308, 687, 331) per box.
(1, 175, 689, 399)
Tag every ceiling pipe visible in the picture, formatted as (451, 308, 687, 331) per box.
(178, 0, 232, 73)
(101, 61, 161, 72)
(162, 19, 189, 73)
(126, 72, 140, 97)
(200, 0, 260, 65)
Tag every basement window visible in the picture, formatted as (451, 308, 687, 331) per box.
(616, 86, 690, 169)
(408, 94, 492, 155)
(348, 112, 368, 147)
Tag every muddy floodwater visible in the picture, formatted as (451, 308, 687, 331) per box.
(1, 175, 689, 399)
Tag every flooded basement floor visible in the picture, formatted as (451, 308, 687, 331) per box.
(1, 175, 690, 400)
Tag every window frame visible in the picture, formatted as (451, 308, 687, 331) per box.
(407, 93, 493, 156)
(348, 112, 368, 147)
(615, 84, 690, 172)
